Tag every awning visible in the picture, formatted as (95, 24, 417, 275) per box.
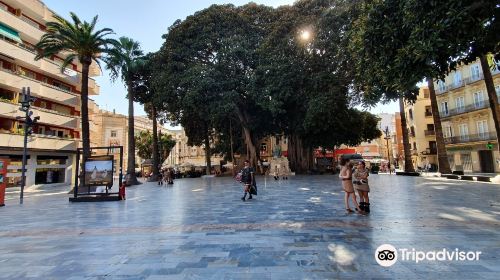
(0, 23, 22, 43)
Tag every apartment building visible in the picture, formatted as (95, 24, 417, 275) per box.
(90, 108, 157, 174)
(405, 87, 438, 170)
(166, 129, 224, 170)
(0, 0, 100, 187)
(435, 59, 500, 173)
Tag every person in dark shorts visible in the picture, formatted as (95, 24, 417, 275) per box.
(240, 160, 255, 201)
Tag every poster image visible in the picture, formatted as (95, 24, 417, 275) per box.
(84, 156, 113, 187)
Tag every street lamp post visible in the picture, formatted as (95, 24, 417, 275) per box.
(16, 87, 39, 204)
(384, 126, 392, 174)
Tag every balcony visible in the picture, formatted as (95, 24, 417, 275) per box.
(440, 102, 489, 119)
(0, 99, 79, 129)
(424, 130, 435, 136)
(0, 132, 77, 151)
(0, 68, 80, 107)
(0, 38, 83, 86)
(444, 132, 497, 145)
(425, 111, 432, 117)
(0, 9, 44, 43)
(464, 72, 484, 84)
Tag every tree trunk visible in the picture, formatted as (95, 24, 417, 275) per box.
(80, 61, 91, 159)
(150, 105, 159, 182)
(126, 84, 140, 185)
(236, 107, 258, 168)
(479, 54, 500, 153)
(287, 134, 299, 173)
(399, 97, 415, 172)
(428, 78, 452, 174)
(288, 134, 311, 174)
(204, 130, 212, 175)
(301, 144, 314, 172)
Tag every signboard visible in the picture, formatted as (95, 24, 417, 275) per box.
(84, 155, 113, 188)
(63, 67, 78, 78)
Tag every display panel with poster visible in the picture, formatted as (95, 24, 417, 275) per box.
(81, 155, 113, 194)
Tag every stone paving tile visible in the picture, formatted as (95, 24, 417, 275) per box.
(0, 175, 499, 279)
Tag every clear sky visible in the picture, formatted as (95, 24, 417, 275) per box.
(43, 0, 399, 121)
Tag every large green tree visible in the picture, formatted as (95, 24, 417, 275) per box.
(106, 37, 144, 185)
(155, 4, 277, 170)
(347, 0, 489, 174)
(35, 13, 117, 159)
(135, 130, 176, 164)
(255, 0, 381, 172)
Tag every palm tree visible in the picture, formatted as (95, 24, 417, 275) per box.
(35, 13, 117, 159)
(106, 37, 144, 185)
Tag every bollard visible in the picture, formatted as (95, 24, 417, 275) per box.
(0, 184, 5, 207)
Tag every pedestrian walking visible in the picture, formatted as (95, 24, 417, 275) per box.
(240, 160, 255, 201)
(353, 161, 370, 213)
(339, 158, 363, 214)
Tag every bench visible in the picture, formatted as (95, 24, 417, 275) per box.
(460, 175, 474, 181)
(442, 174, 460, 179)
(476, 176, 491, 182)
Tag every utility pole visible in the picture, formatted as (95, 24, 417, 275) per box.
(229, 119, 235, 176)
(384, 126, 392, 174)
(16, 87, 39, 204)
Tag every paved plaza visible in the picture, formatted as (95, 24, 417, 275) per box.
(1, 175, 499, 279)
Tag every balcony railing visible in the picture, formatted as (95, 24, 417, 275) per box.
(436, 73, 485, 95)
(425, 111, 432, 117)
(444, 132, 497, 144)
(439, 101, 489, 118)
(424, 130, 435, 136)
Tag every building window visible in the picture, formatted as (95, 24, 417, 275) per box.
(470, 64, 481, 80)
(458, 124, 469, 141)
(110, 130, 117, 137)
(453, 72, 462, 87)
(443, 126, 453, 138)
(440, 101, 448, 116)
(429, 141, 437, 153)
(21, 15, 41, 29)
(35, 168, 65, 184)
(496, 85, 500, 99)
(455, 96, 465, 113)
(408, 109, 413, 120)
(425, 106, 432, 116)
(413, 142, 417, 150)
(260, 143, 267, 152)
(476, 120, 488, 139)
(52, 81, 71, 92)
(410, 126, 415, 137)
(473, 91, 484, 108)
(438, 80, 446, 92)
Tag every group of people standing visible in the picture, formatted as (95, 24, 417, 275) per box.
(158, 168, 174, 185)
(339, 158, 371, 214)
